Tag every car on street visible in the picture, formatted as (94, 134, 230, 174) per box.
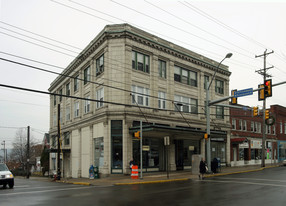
(283, 159, 286, 166)
(0, 163, 14, 189)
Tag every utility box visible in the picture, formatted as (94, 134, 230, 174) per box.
(192, 155, 202, 175)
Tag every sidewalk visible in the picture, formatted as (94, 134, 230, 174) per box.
(51, 163, 281, 186)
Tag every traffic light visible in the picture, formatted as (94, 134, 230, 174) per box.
(204, 133, 209, 139)
(253, 106, 258, 117)
(134, 131, 140, 139)
(265, 109, 270, 120)
(264, 79, 272, 98)
(258, 84, 265, 101)
(231, 90, 237, 105)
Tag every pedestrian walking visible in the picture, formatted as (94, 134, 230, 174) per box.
(199, 158, 207, 180)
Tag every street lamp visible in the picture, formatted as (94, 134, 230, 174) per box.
(206, 53, 232, 169)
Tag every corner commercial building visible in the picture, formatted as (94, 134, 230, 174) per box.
(48, 24, 231, 178)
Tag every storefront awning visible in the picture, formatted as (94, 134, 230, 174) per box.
(129, 124, 227, 140)
(231, 138, 247, 144)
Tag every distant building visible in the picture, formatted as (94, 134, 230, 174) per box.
(229, 104, 286, 166)
(49, 24, 231, 178)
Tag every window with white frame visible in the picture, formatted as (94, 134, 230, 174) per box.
(132, 51, 149, 73)
(84, 95, 90, 113)
(158, 60, 166, 78)
(74, 101, 79, 117)
(96, 88, 104, 108)
(132, 85, 149, 106)
(174, 95, 198, 114)
(285, 123, 286, 134)
(251, 121, 254, 132)
(232, 119, 236, 130)
(280, 122, 283, 134)
(243, 120, 247, 131)
(216, 106, 224, 119)
(239, 120, 242, 130)
(84, 66, 90, 85)
(66, 106, 70, 121)
(53, 113, 57, 127)
(96, 54, 104, 76)
(258, 123, 261, 133)
(254, 122, 258, 132)
(74, 75, 79, 92)
(267, 125, 271, 134)
(273, 125, 276, 135)
(215, 79, 224, 94)
(158, 91, 166, 109)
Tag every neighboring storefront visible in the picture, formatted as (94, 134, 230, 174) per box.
(278, 140, 286, 162)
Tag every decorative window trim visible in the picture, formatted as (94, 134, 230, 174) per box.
(96, 54, 104, 76)
(132, 51, 150, 73)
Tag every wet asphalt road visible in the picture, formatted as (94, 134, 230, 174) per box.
(1, 167, 286, 206)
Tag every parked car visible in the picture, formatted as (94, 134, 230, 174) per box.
(0, 163, 14, 189)
(283, 159, 286, 166)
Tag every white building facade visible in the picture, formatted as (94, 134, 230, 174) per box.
(49, 24, 231, 178)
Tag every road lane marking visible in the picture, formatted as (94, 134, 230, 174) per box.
(214, 177, 286, 183)
(0, 185, 112, 196)
(200, 179, 286, 188)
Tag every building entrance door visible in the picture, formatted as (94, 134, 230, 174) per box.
(175, 140, 184, 170)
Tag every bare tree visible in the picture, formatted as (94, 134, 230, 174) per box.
(10, 129, 38, 165)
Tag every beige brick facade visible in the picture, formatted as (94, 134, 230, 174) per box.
(49, 24, 231, 178)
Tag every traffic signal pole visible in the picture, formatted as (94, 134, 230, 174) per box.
(255, 49, 274, 167)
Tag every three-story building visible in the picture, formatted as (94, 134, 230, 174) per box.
(49, 24, 231, 178)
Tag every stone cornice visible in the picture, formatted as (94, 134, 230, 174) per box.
(49, 24, 231, 91)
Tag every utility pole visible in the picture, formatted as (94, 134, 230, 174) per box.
(27, 126, 30, 178)
(2, 140, 5, 163)
(255, 49, 274, 167)
(57, 104, 61, 180)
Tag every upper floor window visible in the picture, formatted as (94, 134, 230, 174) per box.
(239, 120, 242, 130)
(280, 122, 283, 134)
(96, 54, 104, 76)
(84, 66, 91, 85)
(132, 85, 149, 106)
(84, 95, 90, 113)
(251, 121, 254, 132)
(158, 60, 166, 78)
(215, 79, 224, 95)
(243, 120, 247, 131)
(132, 51, 149, 73)
(232, 119, 236, 130)
(66, 106, 70, 121)
(74, 101, 79, 118)
(64, 132, 70, 146)
(53, 95, 57, 106)
(158, 91, 166, 109)
(174, 95, 198, 114)
(74, 75, 79, 92)
(272, 125, 276, 135)
(59, 89, 63, 102)
(216, 106, 224, 119)
(284, 123, 286, 134)
(204, 75, 209, 90)
(96, 88, 104, 108)
(66, 82, 70, 96)
(174, 66, 197, 87)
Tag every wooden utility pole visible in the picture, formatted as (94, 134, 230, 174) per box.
(255, 49, 274, 167)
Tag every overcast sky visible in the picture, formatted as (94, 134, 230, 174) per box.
(1, 0, 286, 149)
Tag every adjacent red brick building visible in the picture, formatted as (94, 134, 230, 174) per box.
(230, 104, 278, 166)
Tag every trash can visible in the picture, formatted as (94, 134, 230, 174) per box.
(94, 166, 99, 179)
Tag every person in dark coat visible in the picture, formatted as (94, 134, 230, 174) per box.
(199, 158, 207, 180)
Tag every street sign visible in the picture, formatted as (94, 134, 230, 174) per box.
(233, 88, 253, 98)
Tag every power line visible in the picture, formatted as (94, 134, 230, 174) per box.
(0, 21, 82, 51)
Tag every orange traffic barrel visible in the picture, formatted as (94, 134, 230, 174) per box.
(131, 165, 139, 179)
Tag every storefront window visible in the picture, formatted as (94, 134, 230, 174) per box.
(111, 120, 123, 171)
(94, 137, 104, 167)
(211, 141, 226, 163)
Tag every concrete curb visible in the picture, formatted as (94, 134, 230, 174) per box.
(114, 178, 189, 185)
